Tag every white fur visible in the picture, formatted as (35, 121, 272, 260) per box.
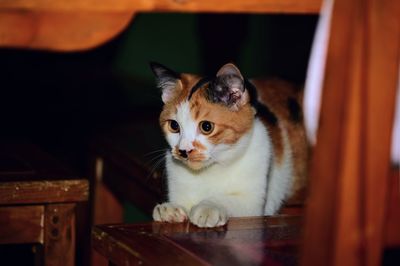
(264, 128, 294, 215)
(154, 101, 295, 227)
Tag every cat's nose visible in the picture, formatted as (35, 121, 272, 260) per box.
(178, 149, 192, 158)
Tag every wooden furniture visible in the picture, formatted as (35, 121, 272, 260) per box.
(0, 142, 89, 266)
(0, 0, 321, 51)
(300, 0, 400, 266)
(92, 215, 301, 266)
(1, 0, 399, 265)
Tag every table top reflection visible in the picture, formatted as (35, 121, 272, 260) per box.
(92, 215, 302, 266)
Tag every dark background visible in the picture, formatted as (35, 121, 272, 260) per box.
(0, 13, 317, 175)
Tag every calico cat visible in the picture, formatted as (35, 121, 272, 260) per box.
(150, 62, 308, 228)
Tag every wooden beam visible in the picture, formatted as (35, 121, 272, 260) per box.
(300, 0, 400, 265)
(0, 180, 89, 204)
(0, 0, 321, 51)
(0, 0, 321, 14)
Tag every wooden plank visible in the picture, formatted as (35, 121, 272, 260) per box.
(0, 179, 89, 205)
(0, 143, 89, 204)
(300, 1, 359, 265)
(142, 0, 321, 14)
(92, 216, 301, 266)
(300, 0, 400, 265)
(92, 225, 206, 266)
(0, 205, 44, 244)
(363, 0, 400, 264)
(0, 0, 321, 14)
(0, 0, 321, 50)
(44, 204, 76, 266)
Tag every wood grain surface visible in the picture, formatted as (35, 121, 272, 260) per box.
(92, 216, 301, 266)
(0, 0, 321, 13)
(0, 0, 321, 51)
(0, 205, 44, 244)
(300, 0, 400, 265)
(0, 180, 89, 205)
(44, 204, 76, 266)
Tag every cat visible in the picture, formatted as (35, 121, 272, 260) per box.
(150, 62, 308, 228)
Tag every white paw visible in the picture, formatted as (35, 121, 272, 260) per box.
(153, 203, 188, 223)
(189, 202, 228, 228)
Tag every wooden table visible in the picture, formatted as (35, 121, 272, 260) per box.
(92, 215, 301, 266)
(0, 0, 321, 51)
(0, 142, 89, 266)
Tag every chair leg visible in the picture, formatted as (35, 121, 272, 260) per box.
(300, 0, 400, 265)
(44, 204, 76, 266)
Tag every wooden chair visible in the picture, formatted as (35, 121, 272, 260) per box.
(0, 143, 89, 265)
(1, 0, 399, 265)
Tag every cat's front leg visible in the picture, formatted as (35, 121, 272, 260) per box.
(153, 203, 188, 223)
(189, 200, 228, 228)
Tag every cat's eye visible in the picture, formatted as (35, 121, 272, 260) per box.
(199, 121, 214, 135)
(168, 120, 180, 133)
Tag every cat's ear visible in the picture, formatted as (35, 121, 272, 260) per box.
(216, 63, 244, 79)
(149, 62, 181, 103)
(211, 63, 249, 111)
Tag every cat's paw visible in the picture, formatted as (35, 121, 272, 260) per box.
(189, 201, 228, 228)
(153, 203, 188, 223)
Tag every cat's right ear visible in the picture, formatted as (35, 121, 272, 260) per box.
(149, 62, 181, 103)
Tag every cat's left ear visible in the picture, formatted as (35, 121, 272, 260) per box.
(149, 62, 181, 103)
(212, 63, 249, 111)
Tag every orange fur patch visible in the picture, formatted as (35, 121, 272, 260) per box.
(189, 89, 253, 145)
(159, 73, 202, 127)
(192, 140, 206, 151)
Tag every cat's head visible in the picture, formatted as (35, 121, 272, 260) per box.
(150, 62, 255, 170)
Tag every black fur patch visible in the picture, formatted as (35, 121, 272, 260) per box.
(244, 79, 278, 125)
(205, 74, 244, 107)
(255, 103, 278, 126)
(244, 79, 261, 108)
(188, 74, 278, 126)
(244, 79, 278, 126)
(188, 77, 212, 100)
(287, 97, 302, 122)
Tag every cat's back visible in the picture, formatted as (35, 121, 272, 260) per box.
(251, 78, 303, 122)
(251, 78, 308, 203)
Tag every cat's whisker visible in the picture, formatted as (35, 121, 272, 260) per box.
(143, 148, 169, 158)
(145, 154, 165, 167)
(144, 149, 169, 164)
(146, 155, 166, 181)
(149, 152, 168, 161)
(142, 150, 169, 181)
